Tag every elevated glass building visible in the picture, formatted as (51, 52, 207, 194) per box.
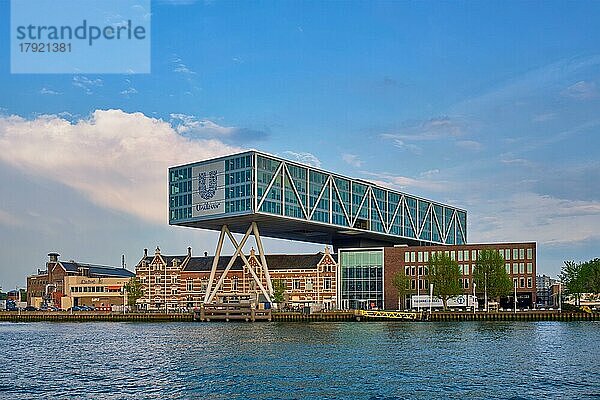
(169, 150, 467, 249)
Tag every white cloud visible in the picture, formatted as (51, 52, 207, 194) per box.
(120, 87, 138, 96)
(470, 192, 600, 246)
(172, 56, 196, 75)
(169, 114, 268, 142)
(562, 80, 598, 100)
(281, 151, 322, 168)
(0, 110, 241, 224)
(360, 171, 445, 193)
(0, 209, 21, 228)
(341, 153, 363, 168)
(456, 140, 483, 151)
(40, 87, 61, 95)
(72, 76, 103, 94)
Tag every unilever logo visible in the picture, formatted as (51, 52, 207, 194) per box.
(198, 170, 218, 200)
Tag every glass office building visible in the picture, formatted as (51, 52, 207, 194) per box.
(338, 249, 384, 310)
(169, 151, 467, 248)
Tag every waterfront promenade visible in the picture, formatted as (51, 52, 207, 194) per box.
(1, 310, 598, 322)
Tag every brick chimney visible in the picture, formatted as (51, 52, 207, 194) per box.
(144, 248, 148, 258)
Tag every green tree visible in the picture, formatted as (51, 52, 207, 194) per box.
(391, 271, 411, 310)
(580, 258, 600, 294)
(427, 252, 462, 311)
(473, 249, 512, 304)
(271, 279, 286, 304)
(124, 277, 144, 309)
(560, 261, 585, 306)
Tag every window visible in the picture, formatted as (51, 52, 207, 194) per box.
(424, 252, 429, 262)
(527, 248, 533, 259)
(451, 251, 456, 261)
(410, 252, 416, 263)
(186, 280, 193, 292)
(418, 267, 423, 276)
(505, 250, 510, 261)
(464, 250, 469, 261)
(506, 263, 510, 274)
(513, 249, 519, 260)
(519, 249, 525, 260)
(464, 279, 469, 289)
(411, 279, 416, 289)
(323, 278, 332, 290)
(520, 278, 525, 288)
(405, 266, 410, 275)
(232, 277, 239, 292)
(418, 252, 423, 262)
(293, 279, 301, 290)
(527, 263, 533, 274)
(472, 250, 477, 260)
(405, 252, 410, 262)
(306, 279, 313, 291)
(519, 263, 525, 274)
(513, 264, 518, 274)
(458, 251, 463, 261)
(527, 277, 532, 288)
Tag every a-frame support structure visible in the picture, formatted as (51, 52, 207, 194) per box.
(203, 222, 274, 304)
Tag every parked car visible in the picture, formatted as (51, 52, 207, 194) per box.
(24, 306, 38, 311)
(68, 306, 82, 312)
(6, 300, 17, 311)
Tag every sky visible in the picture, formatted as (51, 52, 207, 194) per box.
(1, 0, 599, 290)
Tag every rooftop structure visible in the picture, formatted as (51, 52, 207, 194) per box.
(169, 150, 467, 249)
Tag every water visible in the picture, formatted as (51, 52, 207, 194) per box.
(0, 321, 599, 399)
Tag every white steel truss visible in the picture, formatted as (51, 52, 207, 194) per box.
(253, 156, 467, 244)
(204, 222, 273, 304)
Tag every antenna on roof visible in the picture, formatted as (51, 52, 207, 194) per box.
(122, 254, 126, 269)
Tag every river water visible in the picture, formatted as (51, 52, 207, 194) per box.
(0, 321, 598, 399)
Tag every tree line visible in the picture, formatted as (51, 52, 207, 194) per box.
(392, 249, 514, 310)
(559, 258, 600, 305)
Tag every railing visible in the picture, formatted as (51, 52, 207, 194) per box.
(357, 310, 427, 321)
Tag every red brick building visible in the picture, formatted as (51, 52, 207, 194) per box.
(338, 242, 537, 310)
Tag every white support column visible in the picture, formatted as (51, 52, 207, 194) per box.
(207, 224, 253, 303)
(224, 228, 271, 302)
(203, 225, 227, 303)
(253, 222, 274, 295)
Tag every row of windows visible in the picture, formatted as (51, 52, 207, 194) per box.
(170, 167, 192, 182)
(225, 155, 252, 172)
(404, 248, 533, 263)
(170, 207, 192, 221)
(225, 170, 252, 186)
(70, 286, 121, 293)
(170, 180, 192, 196)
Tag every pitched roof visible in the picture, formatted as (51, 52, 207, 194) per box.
(182, 252, 337, 272)
(59, 261, 134, 278)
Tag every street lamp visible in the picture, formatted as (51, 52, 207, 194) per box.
(484, 272, 488, 313)
(429, 283, 433, 315)
(558, 281, 562, 313)
(514, 279, 517, 314)
(473, 282, 477, 315)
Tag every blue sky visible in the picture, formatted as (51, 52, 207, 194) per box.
(1, 0, 599, 289)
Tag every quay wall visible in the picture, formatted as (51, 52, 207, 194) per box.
(0, 311, 598, 322)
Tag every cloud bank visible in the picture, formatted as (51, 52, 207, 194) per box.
(0, 109, 240, 224)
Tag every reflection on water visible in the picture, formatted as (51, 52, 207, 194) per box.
(0, 321, 599, 399)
